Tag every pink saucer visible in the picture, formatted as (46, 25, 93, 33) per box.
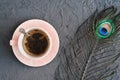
(10, 19, 59, 67)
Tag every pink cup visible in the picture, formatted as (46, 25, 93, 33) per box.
(10, 19, 60, 67)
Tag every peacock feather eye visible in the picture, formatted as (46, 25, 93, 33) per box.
(95, 19, 114, 39)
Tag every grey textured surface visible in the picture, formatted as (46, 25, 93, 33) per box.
(0, 0, 120, 80)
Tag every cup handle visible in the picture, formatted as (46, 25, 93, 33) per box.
(10, 40, 16, 46)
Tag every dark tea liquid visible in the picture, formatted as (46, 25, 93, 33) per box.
(22, 29, 50, 57)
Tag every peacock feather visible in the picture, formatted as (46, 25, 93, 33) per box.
(54, 6, 120, 80)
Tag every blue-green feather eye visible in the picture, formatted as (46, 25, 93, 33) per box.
(99, 27, 109, 36)
(95, 19, 114, 39)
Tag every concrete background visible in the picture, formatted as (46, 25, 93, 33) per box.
(0, 0, 120, 80)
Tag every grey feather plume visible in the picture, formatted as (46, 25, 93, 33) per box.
(54, 6, 120, 80)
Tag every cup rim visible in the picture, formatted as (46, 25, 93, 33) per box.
(18, 27, 52, 59)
